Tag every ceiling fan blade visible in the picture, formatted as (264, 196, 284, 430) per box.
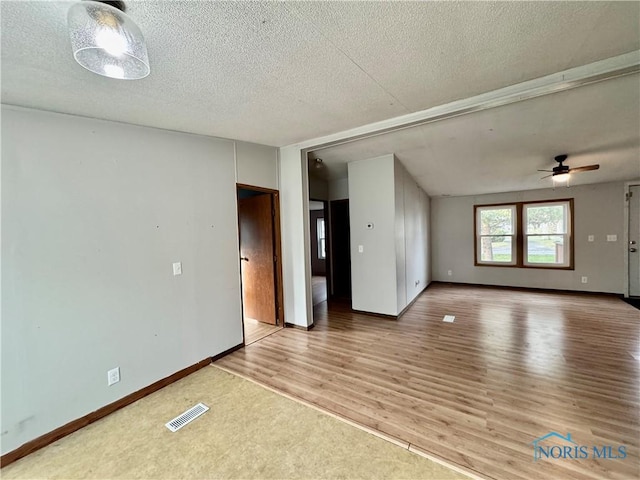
(537, 169, 553, 172)
(569, 164, 600, 173)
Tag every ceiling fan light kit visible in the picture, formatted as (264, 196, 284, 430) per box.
(552, 172, 571, 185)
(68, 0, 149, 80)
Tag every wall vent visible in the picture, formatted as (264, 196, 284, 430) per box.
(165, 403, 209, 432)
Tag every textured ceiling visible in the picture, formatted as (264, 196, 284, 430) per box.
(2, 1, 639, 147)
(309, 73, 640, 196)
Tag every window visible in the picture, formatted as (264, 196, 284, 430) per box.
(524, 202, 570, 267)
(476, 205, 517, 265)
(317, 217, 326, 259)
(474, 199, 573, 269)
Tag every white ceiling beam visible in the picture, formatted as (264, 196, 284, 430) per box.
(287, 50, 640, 152)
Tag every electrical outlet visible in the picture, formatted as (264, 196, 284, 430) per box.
(107, 367, 120, 386)
(358, 245, 364, 253)
(607, 235, 617, 242)
(447, 270, 452, 276)
(581, 276, 588, 284)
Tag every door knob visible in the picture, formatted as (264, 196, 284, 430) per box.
(630, 248, 638, 253)
(240, 257, 249, 261)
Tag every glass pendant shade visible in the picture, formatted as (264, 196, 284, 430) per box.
(553, 172, 570, 183)
(68, 1, 149, 80)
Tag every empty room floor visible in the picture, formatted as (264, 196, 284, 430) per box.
(216, 283, 640, 480)
(1, 366, 466, 480)
(243, 317, 281, 345)
(312, 275, 327, 305)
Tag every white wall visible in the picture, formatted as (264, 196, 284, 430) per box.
(0, 106, 278, 455)
(278, 146, 312, 327)
(309, 176, 329, 201)
(398, 162, 430, 309)
(431, 182, 626, 293)
(348, 155, 430, 316)
(394, 159, 407, 314)
(329, 177, 349, 200)
(235, 141, 278, 190)
(349, 155, 398, 315)
(424, 193, 432, 287)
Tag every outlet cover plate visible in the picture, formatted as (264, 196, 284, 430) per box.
(108, 367, 120, 386)
(173, 262, 182, 276)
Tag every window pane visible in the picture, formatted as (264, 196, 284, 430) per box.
(317, 218, 325, 259)
(480, 236, 512, 262)
(525, 204, 566, 234)
(479, 207, 514, 235)
(527, 235, 566, 264)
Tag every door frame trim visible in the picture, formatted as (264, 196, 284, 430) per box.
(624, 180, 640, 298)
(237, 184, 285, 329)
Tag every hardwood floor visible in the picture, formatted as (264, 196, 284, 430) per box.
(312, 275, 327, 306)
(217, 283, 639, 480)
(243, 317, 281, 345)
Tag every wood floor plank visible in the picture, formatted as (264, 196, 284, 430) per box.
(243, 317, 281, 345)
(216, 284, 640, 480)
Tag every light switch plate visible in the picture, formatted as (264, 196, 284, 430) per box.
(173, 262, 182, 276)
(587, 235, 594, 242)
(606, 235, 617, 242)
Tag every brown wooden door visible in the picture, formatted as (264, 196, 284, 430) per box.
(239, 194, 277, 325)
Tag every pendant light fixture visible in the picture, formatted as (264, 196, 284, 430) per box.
(68, 0, 149, 80)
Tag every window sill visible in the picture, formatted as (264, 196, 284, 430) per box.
(474, 262, 574, 271)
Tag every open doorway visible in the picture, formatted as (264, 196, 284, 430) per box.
(309, 200, 328, 306)
(329, 198, 351, 303)
(237, 184, 284, 345)
(307, 155, 352, 320)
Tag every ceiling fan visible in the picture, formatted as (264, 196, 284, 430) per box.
(538, 154, 600, 183)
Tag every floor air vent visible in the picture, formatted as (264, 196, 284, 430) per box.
(165, 403, 209, 432)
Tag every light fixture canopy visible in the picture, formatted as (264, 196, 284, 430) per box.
(68, 0, 149, 80)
